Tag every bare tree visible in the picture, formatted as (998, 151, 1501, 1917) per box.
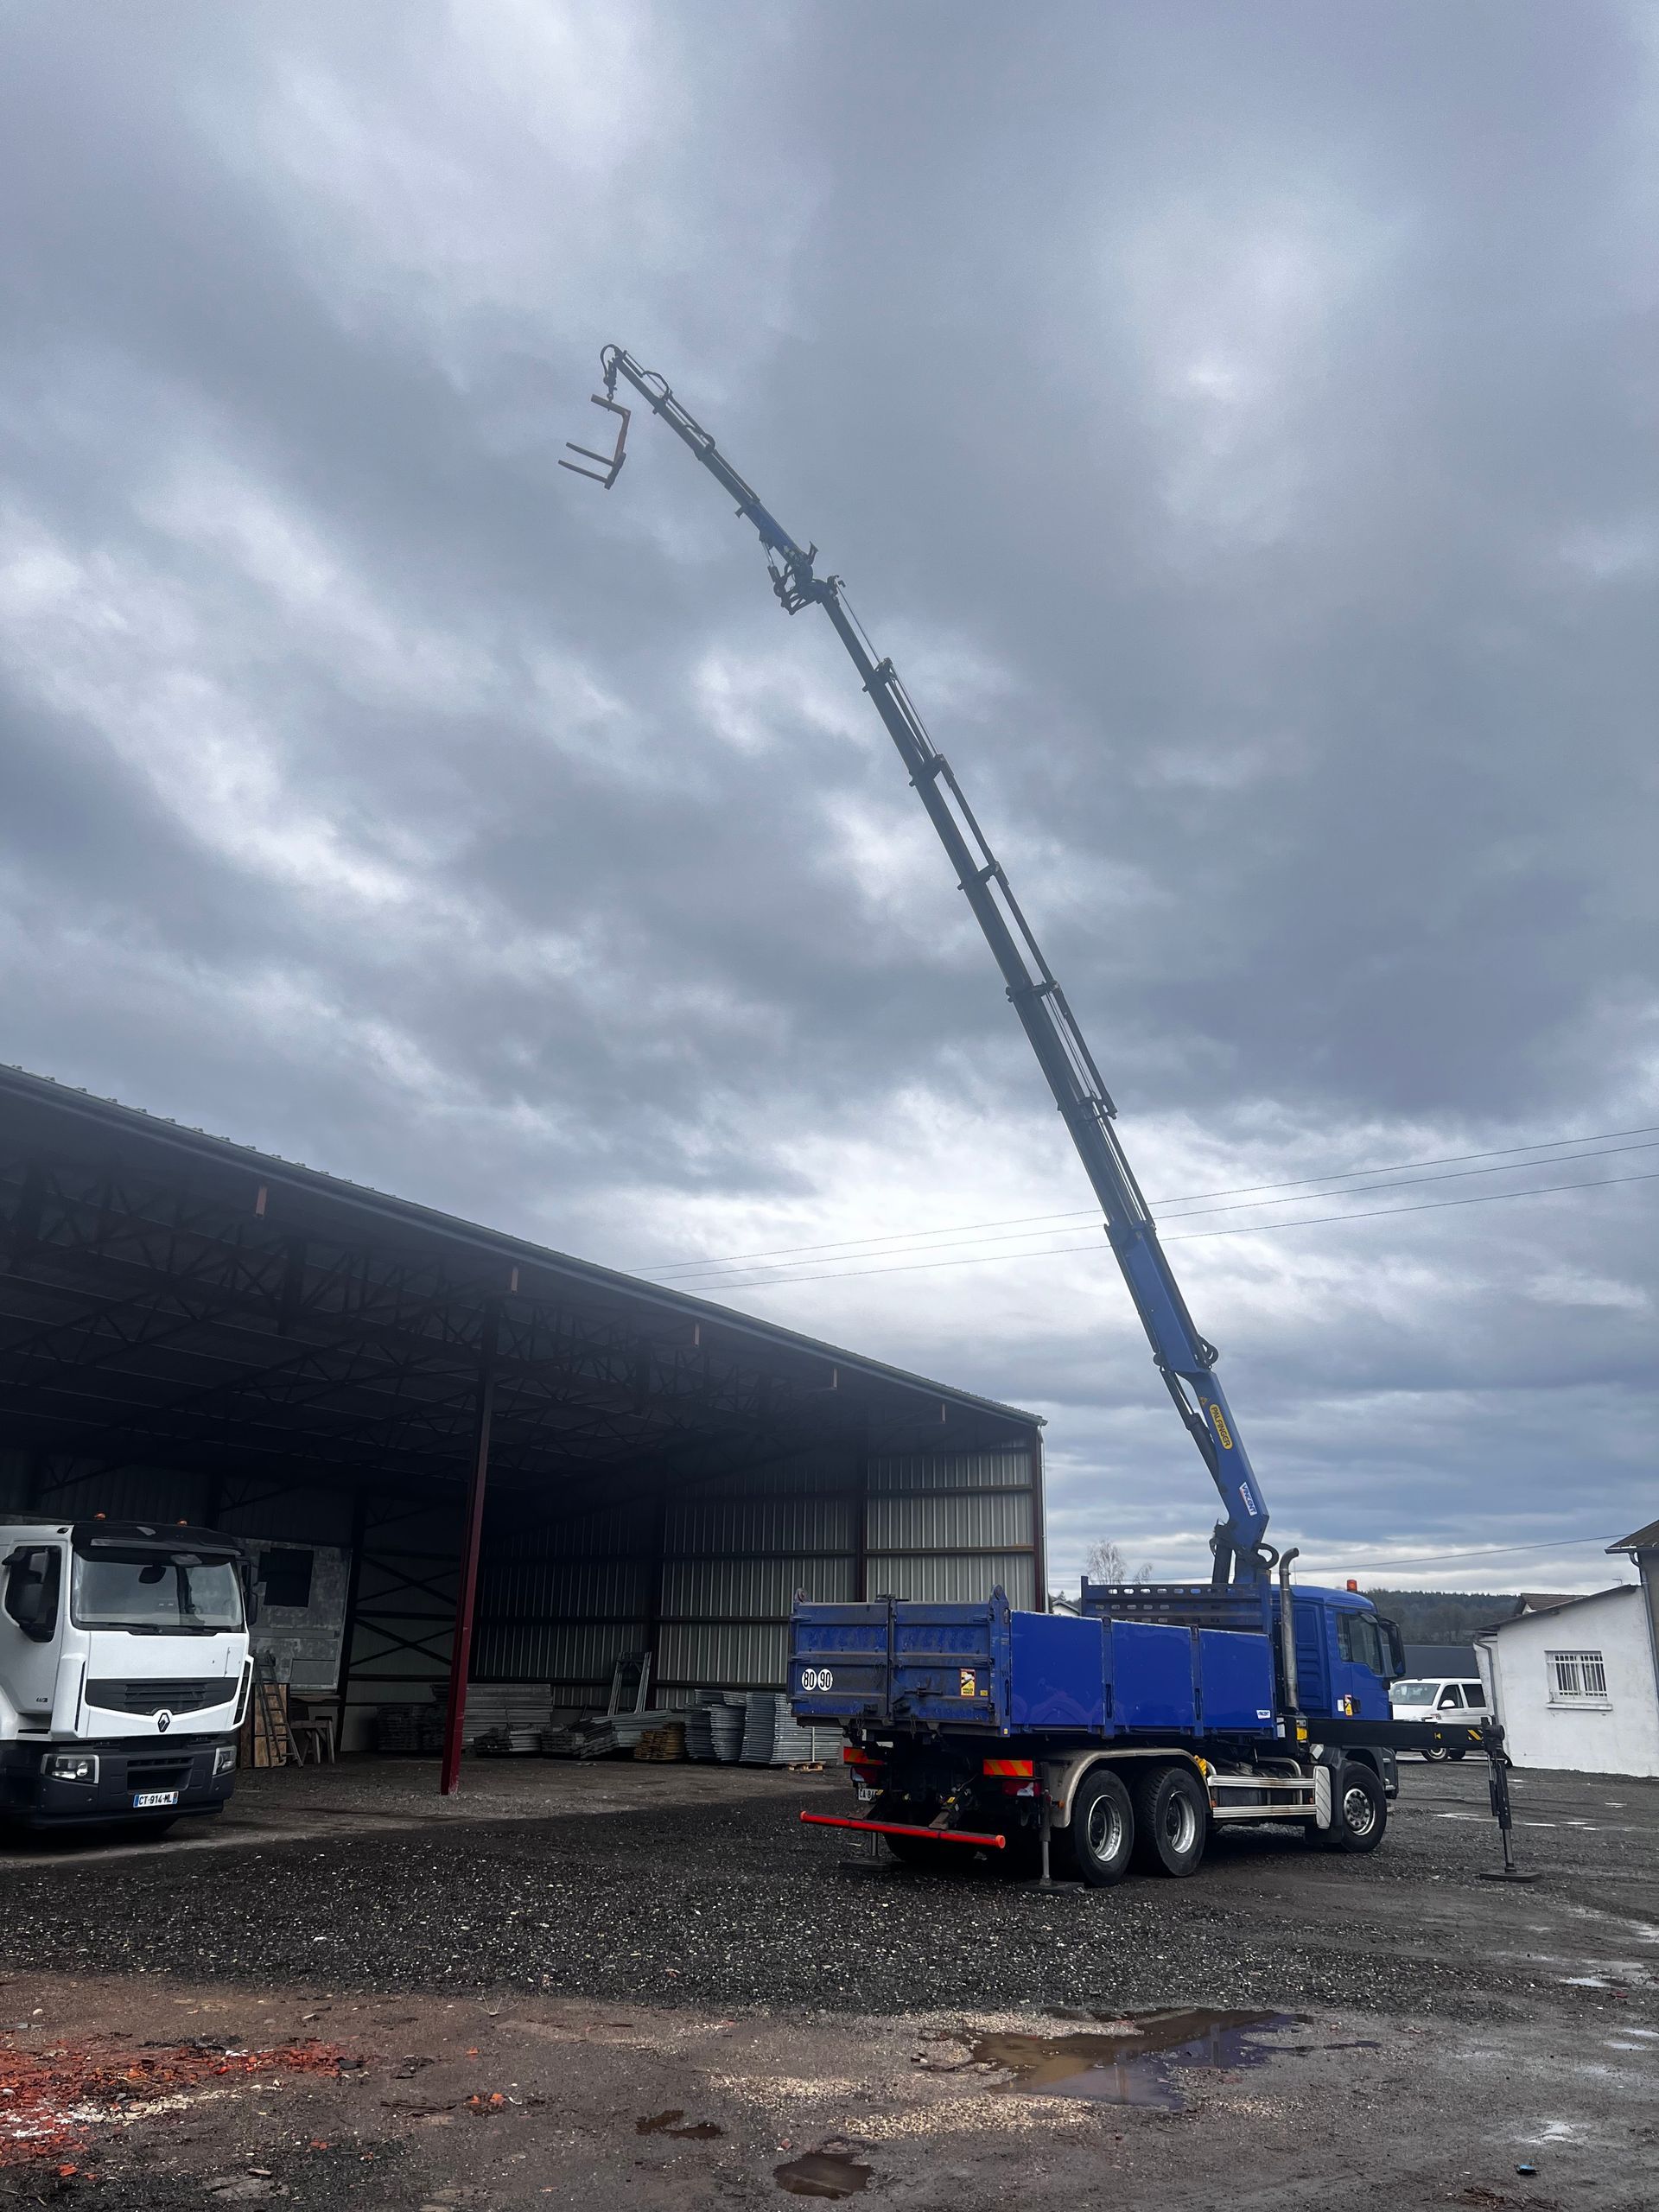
(1084, 1540, 1154, 1585)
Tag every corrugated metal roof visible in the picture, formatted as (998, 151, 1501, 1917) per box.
(0, 1062, 1038, 1429)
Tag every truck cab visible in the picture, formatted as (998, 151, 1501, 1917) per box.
(1280, 1586, 1403, 1723)
(0, 1518, 252, 1834)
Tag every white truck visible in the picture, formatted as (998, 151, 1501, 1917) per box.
(0, 1517, 251, 1835)
(1389, 1673, 1491, 1759)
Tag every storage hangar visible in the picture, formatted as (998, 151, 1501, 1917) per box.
(0, 1065, 1045, 1780)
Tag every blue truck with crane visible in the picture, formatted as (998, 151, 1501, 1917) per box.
(563, 349, 1517, 1884)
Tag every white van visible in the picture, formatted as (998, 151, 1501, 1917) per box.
(1389, 1675, 1491, 1759)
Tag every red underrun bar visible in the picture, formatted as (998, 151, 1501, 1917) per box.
(799, 1812, 1006, 1849)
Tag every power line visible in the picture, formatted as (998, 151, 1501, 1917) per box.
(1307, 1532, 1618, 1573)
(635, 1122, 1659, 1279)
(649, 1137, 1659, 1285)
(667, 1166, 1659, 1290)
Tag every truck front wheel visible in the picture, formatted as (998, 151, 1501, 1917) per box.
(1057, 1769, 1135, 1887)
(1130, 1764, 1208, 1878)
(1322, 1764, 1387, 1853)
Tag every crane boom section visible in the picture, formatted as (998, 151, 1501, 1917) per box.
(588, 347, 1270, 1580)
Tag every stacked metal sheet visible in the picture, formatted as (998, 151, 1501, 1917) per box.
(374, 1706, 422, 1752)
(769, 1701, 839, 1766)
(609, 1707, 677, 1753)
(540, 1715, 618, 1758)
(740, 1690, 780, 1764)
(709, 1701, 746, 1763)
(461, 1683, 555, 1750)
(682, 1702, 717, 1760)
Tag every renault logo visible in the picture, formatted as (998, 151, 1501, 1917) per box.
(156, 1711, 173, 1733)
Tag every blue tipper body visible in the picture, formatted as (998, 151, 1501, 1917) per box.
(790, 1586, 1276, 1741)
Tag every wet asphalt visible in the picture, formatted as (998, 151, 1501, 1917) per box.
(2, 1764, 1652, 2026)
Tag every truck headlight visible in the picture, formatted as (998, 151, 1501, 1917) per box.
(43, 1752, 99, 1784)
(213, 1744, 236, 1776)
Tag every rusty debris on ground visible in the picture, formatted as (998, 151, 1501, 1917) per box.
(0, 2033, 362, 2167)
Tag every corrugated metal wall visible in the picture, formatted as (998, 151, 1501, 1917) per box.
(470, 1439, 1039, 1705)
(2, 1432, 1040, 1734)
(865, 1447, 1038, 1611)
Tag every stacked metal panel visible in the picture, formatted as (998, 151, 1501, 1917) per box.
(709, 1700, 746, 1763)
(461, 1681, 555, 1751)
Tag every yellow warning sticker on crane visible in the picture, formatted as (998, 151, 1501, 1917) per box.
(959, 1669, 979, 1697)
(1209, 1403, 1234, 1451)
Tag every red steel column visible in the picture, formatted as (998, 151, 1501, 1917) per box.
(440, 1306, 499, 1796)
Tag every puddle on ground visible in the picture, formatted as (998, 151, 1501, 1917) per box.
(635, 2107, 724, 2139)
(774, 2150, 873, 2198)
(970, 2007, 1303, 2109)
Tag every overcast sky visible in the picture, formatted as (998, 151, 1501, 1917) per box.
(2, 3, 1653, 1592)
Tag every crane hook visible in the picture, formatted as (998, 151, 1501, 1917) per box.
(560, 390, 631, 487)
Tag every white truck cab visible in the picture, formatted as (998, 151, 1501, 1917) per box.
(0, 1518, 252, 1834)
(1389, 1674, 1491, 1759)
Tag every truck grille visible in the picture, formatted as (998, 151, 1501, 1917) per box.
(85, 1679, 228, 1716)
(123, 1755, 194, 1789)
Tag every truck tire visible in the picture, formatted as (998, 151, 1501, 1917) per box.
(1056, 1768, 1135, 1887)
(1322, 1764, 1386, 1853)
(1130, 1764, 1208, 1878)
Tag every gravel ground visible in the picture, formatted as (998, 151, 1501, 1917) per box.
(1, 1764, 1654, 2024)
(0, 1763, 1653, 2211)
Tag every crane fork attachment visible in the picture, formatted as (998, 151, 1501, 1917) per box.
(559, 388, 630, 487)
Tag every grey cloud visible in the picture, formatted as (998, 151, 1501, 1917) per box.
(0, 1, 1652, 1590)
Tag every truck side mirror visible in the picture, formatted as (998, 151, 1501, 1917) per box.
(3, 1547, 60, 1643)
(240, 1562, 260, 1628)
(1382, 1618, 1406, 1679)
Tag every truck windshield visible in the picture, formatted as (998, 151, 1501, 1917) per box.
(72, 1550, 243, 1633)
(1390, 1681, 1434, 1705)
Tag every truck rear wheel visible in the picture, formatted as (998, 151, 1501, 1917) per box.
(1322, 1764, 1386, 1853)
(1056, 1769, 1135, 1887)
(1130, 1764, 1208, 1878)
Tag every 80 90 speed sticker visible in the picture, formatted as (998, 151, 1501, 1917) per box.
(798, 1667, 835, 1691)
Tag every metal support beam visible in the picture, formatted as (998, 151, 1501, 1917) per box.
(639, 1471, 670, 1689)
(853, 1431, 870, 1604)
(335, 1482, 371, 1738)
(440, 1304, 499, 1795)
(1030, 1427, 1049, 1611)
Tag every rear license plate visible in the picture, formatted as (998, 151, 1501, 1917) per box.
(132, 1790, 178, 1809)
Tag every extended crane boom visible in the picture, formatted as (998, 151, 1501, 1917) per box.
(565, 346, 1273, 1586)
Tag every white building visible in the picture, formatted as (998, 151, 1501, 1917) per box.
(1476, 1524, 1659, 1777)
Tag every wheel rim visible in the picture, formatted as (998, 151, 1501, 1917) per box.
(1162, 1791, 1199, 1856)
(1085, 1795, 1123, 1862)
(1343, 1784, 1376, 1835)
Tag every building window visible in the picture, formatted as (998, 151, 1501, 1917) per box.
(259, 1548, 315, 1611)
(1548, 1650, 1608, 1704)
